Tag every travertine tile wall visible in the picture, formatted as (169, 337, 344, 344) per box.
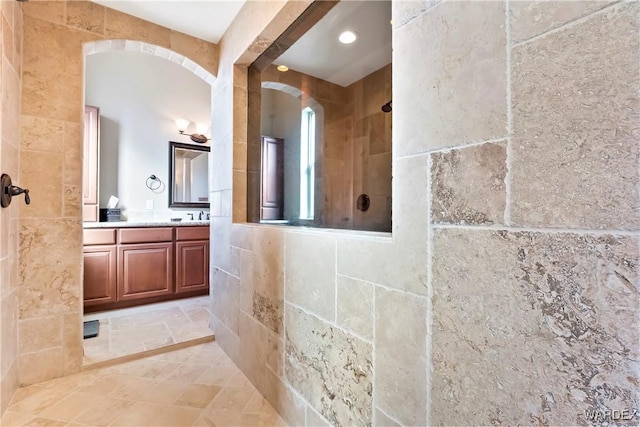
(0, 0, 23, 415)
(210, 0, 639, 426)
(14, 0, 218, 389)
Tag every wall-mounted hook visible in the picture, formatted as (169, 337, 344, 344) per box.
(1, 174, 30, 207)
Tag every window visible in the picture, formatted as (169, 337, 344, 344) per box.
(300, 107, 315, 219)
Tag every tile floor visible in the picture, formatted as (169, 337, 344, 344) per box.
(1, 341, 287, 426)
(83, 296, 214, 367)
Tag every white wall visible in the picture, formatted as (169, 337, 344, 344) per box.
(85, 50, 211, 221)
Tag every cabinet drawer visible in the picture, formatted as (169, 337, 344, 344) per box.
(176, 226, 210, 241)
(84, 228, 116, 245)
(119, 227, 173, 244)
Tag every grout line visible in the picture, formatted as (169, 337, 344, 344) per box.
(282, 234, 288, 384)
(334, 238, 338, 325)
(512, 0, 623, 48)
(425, 152, 434, 427)
(338, 272, 429, 300)
(395, 0, 445, 31)
(376, 405, 404, 427)
(285, 301, 374, 346)
(396, 136, 510, 160)
(504, 0, 513, 227)
(432, 223, 640, 236)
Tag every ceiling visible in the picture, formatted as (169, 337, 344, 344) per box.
(90, 0, 391, 87)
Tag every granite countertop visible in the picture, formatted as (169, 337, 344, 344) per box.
(83, 220, 210, 228)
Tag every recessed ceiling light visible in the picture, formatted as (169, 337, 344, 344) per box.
(338, 30, 358, 44)
(277, 65, 289, 72)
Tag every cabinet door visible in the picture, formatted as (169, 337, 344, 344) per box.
(176, 240, 209, 293)
(117, 242, 173, 301)
(83, 245, 117, 307)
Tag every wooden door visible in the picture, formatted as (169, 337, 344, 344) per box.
(83, 245, 117, 306)
(117, 242, 173, 301)
(260, 136, 284, 220)
(175, 240, 209, 293)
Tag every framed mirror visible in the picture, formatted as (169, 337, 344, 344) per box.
(168, 141, 210, 208)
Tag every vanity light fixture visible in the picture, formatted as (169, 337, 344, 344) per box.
(338, 30, 358, 44)
(175, 119, 211, 144)
(277, 65, 289, 72)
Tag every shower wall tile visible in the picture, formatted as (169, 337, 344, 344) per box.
(285, 233, 336, 321)
(2, 56, 21, 145)
(306, 406, 330, 427)
(336, 275, 373, 341)
(431, 141, 507, 225)
(285, 304, 373, 427)
(211, 268, 239, 335)
(63, 122, 82, 186)
(18, 219, 82, 319)
(373, 408, 401, 427)
(22, 0, 65, 25)
(169, 30, 218, 76)
(374, 287, 427, 426)
(104, 7, 170, 47)
(392, 0, 442, 28)
(66, 0, 105, 35)
(511, 2, 640, 230)
(431, 228, 639, 425)
(18, 347, 64, 386)
(20, 116, 64, 153)
(18, 315, 62, 355)
(251, 227, 284, 335)
(19, 151, 62, 218)
(394, 0, 507, 155)
(0, 291, 18, 377)
(510, 0, 616, 43)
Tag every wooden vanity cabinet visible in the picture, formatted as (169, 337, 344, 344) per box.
(83, 225, 209, 312)
(175, 226, 209, 294)
(83, 229, 117, 307)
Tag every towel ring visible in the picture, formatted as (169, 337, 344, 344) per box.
(146, 174, 162, 191)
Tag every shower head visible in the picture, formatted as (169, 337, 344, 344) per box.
(381, 100, 392, 113)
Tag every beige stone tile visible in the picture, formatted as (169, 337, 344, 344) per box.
(237, 310, 283, 392)
(392, 0, 441, 28)
(2, 57, 20, 145)
(211, 268, 239, 336)
(19, 219, 82, 319)
(141, 379, 190, 404)
(19, 150, 63, 218)
(431, 141, 507, 225)
(194, 362, 239, 387)
(285, 304, 372, 426)
(195, 408, 243, 427)
(284, 232, 336, 321)
(175, 383, 221, 408)
(22, 17, 93, 122)
(510, 0, 616, 43)
(18, 315, 62, 355)
(374, 287, 427, 426)
(208, 386, 255, 411)
(0, 410, 36, 427)
(7, 385, 66, 414)
(74, 396, 135, 426)
(20, 115, 64, 153)
(1, 291, 18, 374)
(164, 363, 209, 383)
(155, 404, 202, 427)
(66, 1, 105, 34)
(21, 1, 65, 25)
(138, 360, 182, 380)
(511, 2, 639, 230)
(431, 228, 639, 425)
(62, 185, 81, 218)
(15, 417, 65, 427)
(63, 122, 82, 186)
(75, 374, 129, 396)
(104, 7, 170, 47)
(336, 274, 374, 340)
(250, 227, 284, 334)
(169, 30, 218, 76)
(39, 391, 101, 422)
(305, 405, 330, 427)
(373, 408, 401, 427)
(109, 401, 166, 426)
(19, 347, 64, 386)
(108, 376, 158, 401)
(62, 313, 82, 376)
(394, 0, 507, 154)
(0, 359, 18, 416)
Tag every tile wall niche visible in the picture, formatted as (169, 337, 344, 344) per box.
(210, 0, 639, 426)
(13, 0, 218, 393)
(0, 0, 24, 415)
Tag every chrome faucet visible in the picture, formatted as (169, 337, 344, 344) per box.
(198, 211, 205, 220)
(186, 213, 194, 220)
